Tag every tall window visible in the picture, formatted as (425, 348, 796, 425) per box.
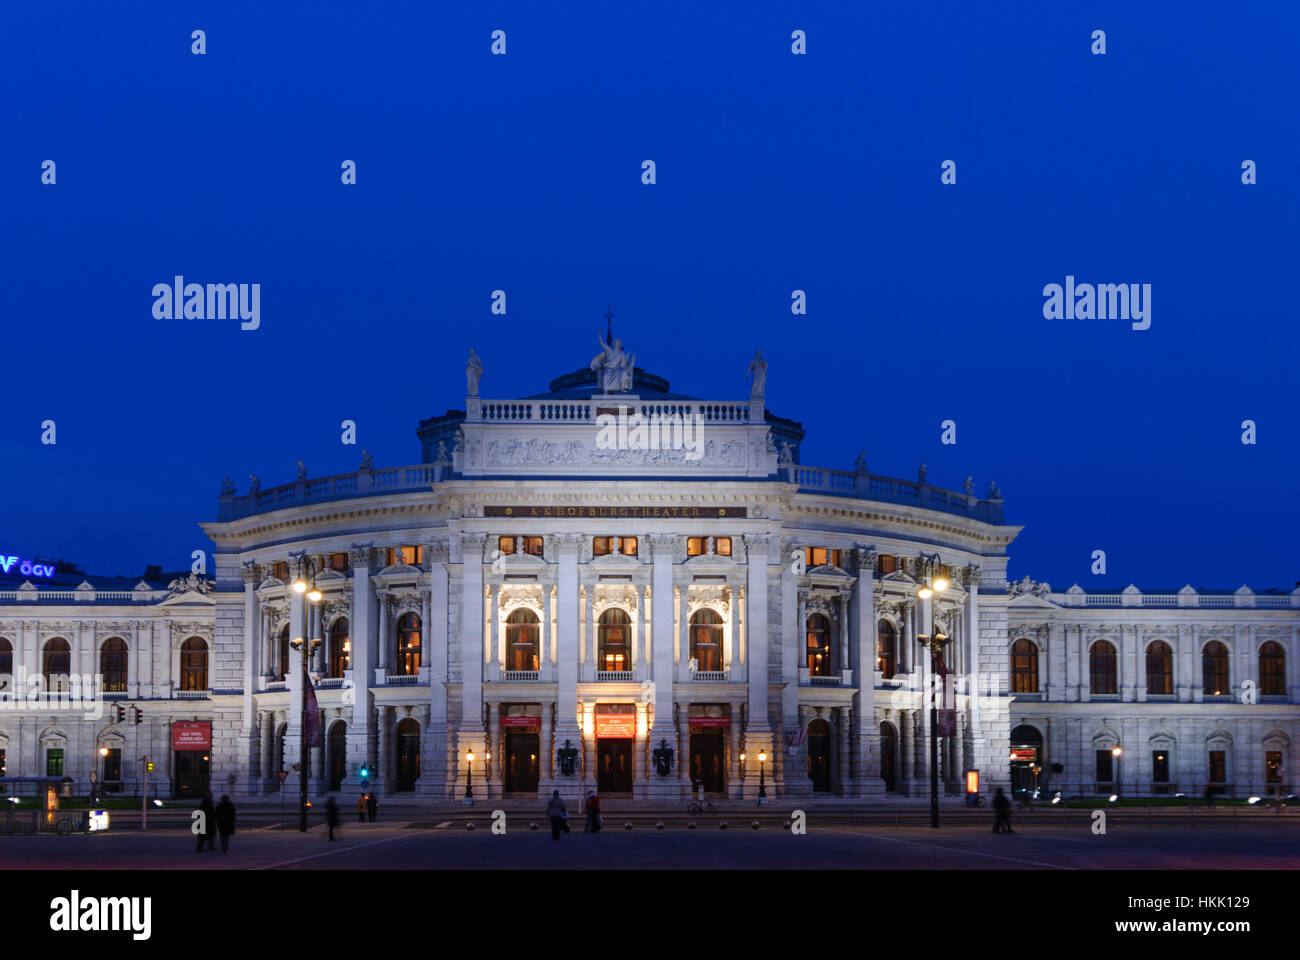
(272, 561, 290, 581)
(597, 609, 631, 672)
(180, 637, 208, 690)
(1145, 640, 1173, 695)
(506, 609, 540, 671)
(876, 620, 897, 679)
(1265, 751, 1283, 783)
(0, 637, 12, 677)
(594, 536, 638, 557)
(690, 609, 724, 672)
(1090, 640, 1117, 695)
(100, 638, 128, 692)
(877, 554, 900, 575)
(46, 748, 64, 777)
(1011, 639, 1039, 693)
(328, 552, 350, 572)
(276, 625, 290, 682)
(1152, 750, 1170, 783)
(804, 547, 841, 568)
(43, 638, 71, 691)
(1259, 641, 1286, 696)
(1202, 641, 1229, 696)
(1095, 749, 1114, 782)
(1208, 750, 1226, 783)
(396, 613, 422, 675)
(805, 614, 833, 676)
(328, 618, 350, 679)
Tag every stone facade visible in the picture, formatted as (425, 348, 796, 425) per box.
(0, 346, 1295, 803)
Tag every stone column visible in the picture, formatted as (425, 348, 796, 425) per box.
(539, 701, 554, 797)
(838, 594, 850, 674)
(729, 703, 743, 798)
(422, 542, 450, 798)
(486, 701, 500, 798)
(743, 534, 773, 798)
(585, 586, 595, 676)
(285, 559, 307, 775)
(635, 583, 646, 671)
(376, 588, 389, 674)
(727, 582, 738, 671)
(899, 711, 912, 784)
(489, 584, 501, 682)
(838, 706, 851, 794)
(542, 584, 553, 677)
(260, 711, 274, 782)
(679, 585, 690, 674)
(677, 708, 692, 790)
(375, 706, 389, 794)
(456, 534, 488, 800)
(900, 603, 913, 674)
(633, 703, 648, 798)
(852, 548, 879, 795)
(552, 535, 583, 804)
(346, 547, 375, 800)
(648, 534, 679, 799)
(241, 566, 260, 738)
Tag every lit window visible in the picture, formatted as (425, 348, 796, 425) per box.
(594, 536, 637, 557)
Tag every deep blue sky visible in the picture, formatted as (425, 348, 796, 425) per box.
(3, 2, 1297, 592)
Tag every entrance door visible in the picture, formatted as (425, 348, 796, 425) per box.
(807, 720, 832, 792)
(173, 750, 210, 798)
(690, 732, 725, 793)
(505, 732, 540, 793)
(328, 722, 347, 793)
(597, 739, 633, 793)
(394, 719, 420, 791)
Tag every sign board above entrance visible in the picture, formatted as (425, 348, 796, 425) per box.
(485, 505, 747, 519)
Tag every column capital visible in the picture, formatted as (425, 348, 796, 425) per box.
(427, 541, 450, 563)
(648, 533, 678, 557)
(552, 533, 585, 552)
(241, 562, 263, 585)
(348, 545, 375, 569)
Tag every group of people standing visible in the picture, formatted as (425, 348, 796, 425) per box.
(545, 790, 602, 839)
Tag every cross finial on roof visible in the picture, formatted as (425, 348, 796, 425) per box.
(604, 303, 615, 342)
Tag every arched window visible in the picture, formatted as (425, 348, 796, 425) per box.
(328, 618, 350, 679)
(1145, 640, 1173, 695)
(180, 637, 208, 691)
(598, 608, 631, 672)
(1011, 639, 1039, 693)
(396, 613, 421, 676)
(805, 614, 832, 677)
(690, 609, 724, 672)
(1202, 641, 1229, 696)
(100, 638, 128, 693)
(877, 620, 897, 679)
(1259, 641, 1286, 696)
(1089, 640, 1117, 695)
(0, 637, 12, 678)
(43, 638, 71, 691)
(506, 609, 540, 671)
(276, 625, 290, 683)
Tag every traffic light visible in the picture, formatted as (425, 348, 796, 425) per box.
(133, 705, 143, 725)
(358, 765, 369, 779)
(114, 703, 125, 724)
(146, 761, 154, 773)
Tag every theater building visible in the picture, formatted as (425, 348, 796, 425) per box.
(0, 339, 1296, 803)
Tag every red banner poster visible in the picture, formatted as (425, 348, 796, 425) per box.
(172, 720, 212, 750)
(689, 717, 731, 731)
(500, 716, 541, 730)
(595, 713, 636, 738)
(304, 666, 322, 747)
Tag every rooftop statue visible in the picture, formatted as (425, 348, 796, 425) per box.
(591, 331, 635, 394)
(466, 348, 483, 397)
(747, 350, 767, 401)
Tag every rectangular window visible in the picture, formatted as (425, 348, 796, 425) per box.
(593, 536, 637, 557)
(1152, 751, 1170, 783)
(1266, 751, 1283, 783)
(498, 536, 544, 556)
(877, 554, 898, 575)
(807, 547, 828, 567)
(387, 546, 422, 566)
(329, 552, 349, 572)
(686, 537, 729, 557)
(1095, 749, 1113, 783)
(46, 748, 64, 777)
(1208, 750, 1226, 783)
(273, 561, 290, 581)
(104, 748, 122, 788)
(0, 748, 6, 777)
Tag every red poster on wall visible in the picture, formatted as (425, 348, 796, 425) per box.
(595, 713, 637, 738)
(500, 716, 541, 731)
(172, 721, 212, 750)
(689, 717, 731, 732)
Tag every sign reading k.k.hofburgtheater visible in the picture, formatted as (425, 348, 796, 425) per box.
(485, 505, 748, 518)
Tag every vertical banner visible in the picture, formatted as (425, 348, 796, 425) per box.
(304, 666, 322, 747)
(935, 649, 956, 737)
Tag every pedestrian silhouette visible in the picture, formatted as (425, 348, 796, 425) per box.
(357, 793, 367, 822)
(584, 790, 601, 833)
(196, 793, 217, 851)
(546, 789, 568, 840)
(992, 787, 1013, 834)
(366, 792, 378, 822)
(326, 797, 340, 841)
(214, 794, 236, 853)
(1204, 784, 1216, 810)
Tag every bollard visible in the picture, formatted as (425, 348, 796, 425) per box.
(529, 821, 538, 830)
(466, 822, 475, 831)
(656, 820, 664, 830)
(719, 821, 727, 830)
(688, 821, 696, 830)
(751, 820, 760, 830)
(624, 821, 633, 830)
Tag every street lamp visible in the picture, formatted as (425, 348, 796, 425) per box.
(915, 553, 951, 829)
(290, 556, 324, 832)
(96, 746, 108, 803)
(1112, 746, 1122, 799)
(465, 749, 474, 803)
(758, 750, 768, 803)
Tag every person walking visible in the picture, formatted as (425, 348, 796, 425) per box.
(546, 789, 568, 840)
(326, 797, 340, 841)
(196, 792, 217, 852)
(1204, 784, 1217, 810)
(214, 795, 236, 853)
(992, 786, 1013, 834)
(584, 790, 602, 833)
(366, 792, 378, 822)
(357, 793, 367, 822)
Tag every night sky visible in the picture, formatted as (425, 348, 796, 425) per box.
(3, 2, 1297, 592)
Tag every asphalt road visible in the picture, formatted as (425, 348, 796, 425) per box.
(2, 817, 1297, 870)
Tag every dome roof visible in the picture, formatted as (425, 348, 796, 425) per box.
(527, 366, 696, 401)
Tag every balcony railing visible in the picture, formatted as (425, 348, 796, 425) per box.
(1012, 691, 1043, 702)
(784, 465, 1005, 523)
(691, 670, 729, 683)
(317, 677, 346, 688)
(385, 674, 422, 686)
(503, 670, 540, 682)
(176, 689, 210, 700)
(1089, 693, 1120, 701)
(1145, 693, 1177, 702)
(477, 398, 752, 424)
(595, 670, 634, 682)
